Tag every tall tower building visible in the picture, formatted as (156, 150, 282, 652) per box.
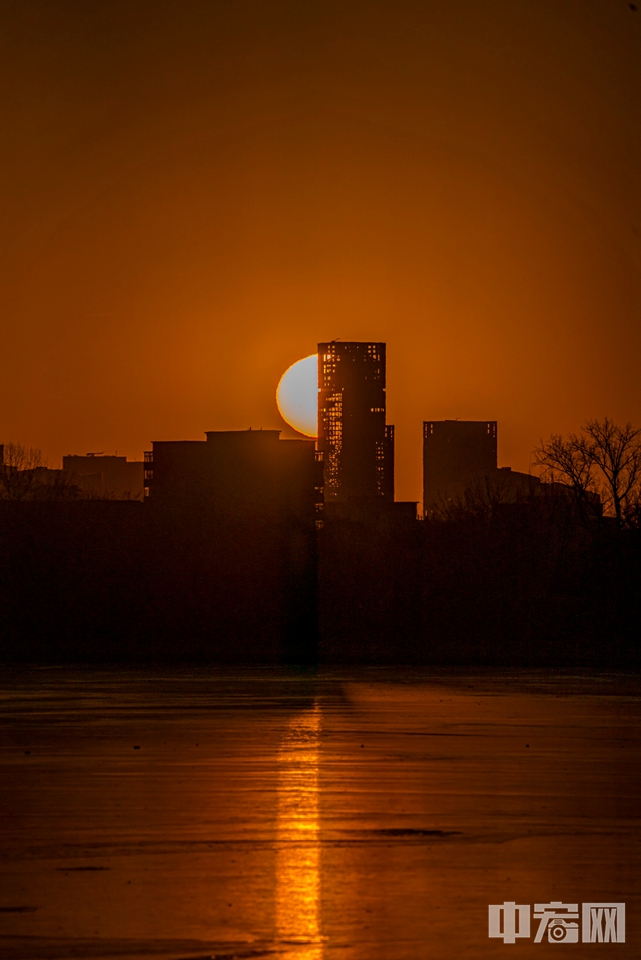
(423, 420, 497, 515)
(317, 341, 394, 503)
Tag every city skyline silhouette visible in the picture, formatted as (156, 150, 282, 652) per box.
(1, 3, 640, 505)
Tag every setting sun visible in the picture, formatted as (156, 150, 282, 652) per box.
(276, 354, 318, 437)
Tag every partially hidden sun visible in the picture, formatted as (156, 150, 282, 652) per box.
(276, 354, 318, 437)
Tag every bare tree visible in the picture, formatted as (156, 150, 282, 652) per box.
(0, 443, 47, 500)
(429, 471, 538, 524)
(583, 419, 641, 528)
(0, 442, 79, 501)
(534, 418, 641, 529)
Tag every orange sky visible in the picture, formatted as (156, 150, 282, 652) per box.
(2, 0, 640, 502)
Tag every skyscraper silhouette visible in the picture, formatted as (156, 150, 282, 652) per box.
(317, 342, 394, 503)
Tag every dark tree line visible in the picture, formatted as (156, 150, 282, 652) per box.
(0, 420, 639, 666)
(320, 418, 641, 666)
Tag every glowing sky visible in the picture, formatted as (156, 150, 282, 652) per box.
(1, 1, 640, 501)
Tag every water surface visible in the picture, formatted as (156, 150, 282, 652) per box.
(1, 667, 640, 958)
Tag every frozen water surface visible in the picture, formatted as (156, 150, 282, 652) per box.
(0, 666, 640, 959)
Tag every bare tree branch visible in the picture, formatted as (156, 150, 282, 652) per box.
(582, 418, 641, 527)
(534, 418, 641, 530)
(0, 443, 47, 500)
(0, 442, 79, 501)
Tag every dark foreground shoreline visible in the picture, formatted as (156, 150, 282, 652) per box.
(1, 499, 640, 667)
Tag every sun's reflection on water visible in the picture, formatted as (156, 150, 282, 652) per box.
(276, 702, 324, 959)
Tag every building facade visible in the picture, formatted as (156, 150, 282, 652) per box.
(423, 420, 498, 515)
(317, 341, 394, 503)
(63, 454, 144, 500)
(142, 428, 322, 662)
(144, 429, 322, 521)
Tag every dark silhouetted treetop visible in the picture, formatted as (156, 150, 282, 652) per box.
(0, 442, 79, 501)
(534, 418, 641, 530)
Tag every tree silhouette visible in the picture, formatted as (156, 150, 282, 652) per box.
(534, 418, 641, 530)
(428, 471, 538, 525)
(0, 442, 78, 500)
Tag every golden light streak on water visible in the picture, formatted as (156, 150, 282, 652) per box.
(276, 702, 324, 959)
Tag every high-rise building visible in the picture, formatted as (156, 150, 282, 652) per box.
(423, 420, 497, 515)
(317, 341, 394, 503)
